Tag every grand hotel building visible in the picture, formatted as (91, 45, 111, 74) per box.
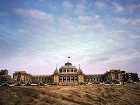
(10, 61, 139, 85)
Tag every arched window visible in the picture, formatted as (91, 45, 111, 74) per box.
(75, 76, 78, 81)
(67, 76, 70, 82)
(71, 69, 73, 72)
(63, 76, 66, 80)
(71, 76, 74, 81)
(59, 76, 62, 82)
(74, 69, 77, 72)
(60, 69, 62, 73)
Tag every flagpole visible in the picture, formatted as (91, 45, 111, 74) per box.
(67, 56, 70, 62)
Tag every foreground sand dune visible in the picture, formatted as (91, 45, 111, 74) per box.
(0, 83, 140, 105)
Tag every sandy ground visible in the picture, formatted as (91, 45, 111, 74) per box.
(0, 83, 140, 105)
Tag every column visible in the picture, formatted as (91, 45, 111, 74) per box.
(70, 76, 71, 83)
(66, 76, 67, 84)
(62, 76, 63, 83)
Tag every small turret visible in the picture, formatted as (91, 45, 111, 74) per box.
(78, 64, 83, 74)
(54, 67, 59, 74)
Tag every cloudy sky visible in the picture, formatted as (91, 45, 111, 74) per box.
(0, 0, 140, 75)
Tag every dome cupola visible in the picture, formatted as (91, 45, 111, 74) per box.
(65, 62, 72, 66)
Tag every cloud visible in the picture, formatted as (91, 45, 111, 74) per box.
(114, 17, 130, 25)
(112, 2, 125, 13)
(84, 35, 140, 74)
(109, 30, 126, 36)
(75, 2, 86, 14)
(126, 3, 140, 13)
(77, 22, 106, 33)
(57, 13, 105, 33)
(57, 15, 106, 34)
(87, 57, 110, 64)
(14, 9, 54, 22)
(58, 17, 76, 31)
(108, 30, 140, 41)
(62, 1, 73, 9)
(131, 18, 140, 25)
(91, 22, 106, 33)
(113, 17, 140, 26)
(78, 15, 100, 23)
(0, 37, 7, 43)
(95, 1, 107, 9)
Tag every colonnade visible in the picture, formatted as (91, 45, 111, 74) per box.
(59, 75, 78, 83)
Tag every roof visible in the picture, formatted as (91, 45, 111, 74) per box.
(65, 62, 72, 66)
(53, 62, 84, 74)
(60, 65, 77, 69)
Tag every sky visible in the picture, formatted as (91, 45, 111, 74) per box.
(0, 0, 140, 76)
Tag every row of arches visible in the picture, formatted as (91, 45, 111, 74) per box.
(59, 75, 78, 82)
(59, 69, 78, 73)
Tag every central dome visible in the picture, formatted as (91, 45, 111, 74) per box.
(65, 62, 72, 66)
(53, 62, 83, 74)
(58, 62, 80, 73)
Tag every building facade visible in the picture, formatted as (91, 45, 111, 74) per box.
(125, 73, 139, 82)
(53, 62, 84, 85)
(13, 71, 32, 84)
(0, 69, 12, 84)
(1, 62, 139, 85)
(32, 75, 53, 84)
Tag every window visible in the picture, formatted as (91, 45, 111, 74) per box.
(59, 76, 62, 80)
(67, 76, 70, 80)
(74, 69, 77, 72)
(67, 76, 70, 82)
(75, 76, 78, 81)
(59, 76, 62, 82)
(63, 76, 66, 80)
(71, 76, 74, 81)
